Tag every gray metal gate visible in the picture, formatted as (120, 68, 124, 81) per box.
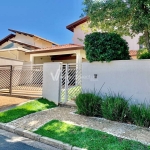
(60, 63, 82, 103)
(0, 64, 43, 97)
(0, 65, 12, 94)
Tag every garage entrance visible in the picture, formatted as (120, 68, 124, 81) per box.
(0, 65, 12, 95)
(0, 64, 43, 98)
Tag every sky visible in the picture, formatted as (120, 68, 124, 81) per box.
(0, 0, 83, 44)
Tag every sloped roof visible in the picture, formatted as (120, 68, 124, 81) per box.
(66, 16, 89, 32)
(8, 29, 58, 45)
(0, 34, 15, 45)
(9, 40, 40, 49)
(26, 44, 84, 54)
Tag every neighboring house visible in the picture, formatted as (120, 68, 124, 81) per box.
(0, 29, 58, 62)
(26, 44, 86, 64)
(66, 16, 141, 59)
(0, 29, 86, 64)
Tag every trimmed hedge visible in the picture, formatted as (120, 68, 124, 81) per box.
(84, 32, 130, 62)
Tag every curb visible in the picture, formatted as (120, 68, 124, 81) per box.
(0, 123, 86, 150)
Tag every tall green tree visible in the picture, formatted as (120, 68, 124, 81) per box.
(83, 0, 150, 51)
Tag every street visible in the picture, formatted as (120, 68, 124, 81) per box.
(0, 135, 40, 150)
(0, 129, 60, 150)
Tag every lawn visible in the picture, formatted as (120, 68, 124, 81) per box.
(61, 86, 81, 102)
(34, 120, 150, 150)
(0, 98, 56, 123)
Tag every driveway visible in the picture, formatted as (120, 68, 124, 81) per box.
(0, 96, 31, 112)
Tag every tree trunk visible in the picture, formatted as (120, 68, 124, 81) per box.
(144, 29, 150, 52)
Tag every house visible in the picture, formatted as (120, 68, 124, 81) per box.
(0, 29, 86, 65)
(26, 44, 86, 64)
(1, 17, 140, 65)
(66, 16, 140, 59)
(0, 29, 58, 62)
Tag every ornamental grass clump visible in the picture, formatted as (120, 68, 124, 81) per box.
(75, 92, 102, 117)
(101, 93, 130, 122)
(130, 104, 150, 128)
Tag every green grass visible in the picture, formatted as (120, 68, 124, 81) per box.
(0, 98, 56, 123)
(34, 120, 150, 150)
(61, 86, 81, 101)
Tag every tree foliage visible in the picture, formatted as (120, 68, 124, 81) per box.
(137, 48, 150, 59)
(84, 32, 130, 62)
(83, 0, 150, 51)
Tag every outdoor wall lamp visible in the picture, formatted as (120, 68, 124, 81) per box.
(94, 74, 98, 79)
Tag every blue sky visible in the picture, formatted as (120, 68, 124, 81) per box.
(0, 0, 83, 44)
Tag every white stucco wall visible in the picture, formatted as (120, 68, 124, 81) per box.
(73, 22, 141, 51)
(42, 62, 62, 104)
(82, 60, 150, 105)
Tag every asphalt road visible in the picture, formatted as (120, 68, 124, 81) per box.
(0, 129, 60, 150)
(0, 135, 40, 150)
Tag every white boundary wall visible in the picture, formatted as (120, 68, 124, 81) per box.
(42, 62, 61, 105)
(82, 60, 150, 105)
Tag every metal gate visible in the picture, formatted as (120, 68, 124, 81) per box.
(60, 63, 82, 103)
(0, 64, 43, 97)
(0, 65, 12, 94)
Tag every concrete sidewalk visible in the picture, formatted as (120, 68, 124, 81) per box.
(6, 106, 150, 146)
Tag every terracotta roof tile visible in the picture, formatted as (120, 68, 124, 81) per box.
(129, 50, 138, 56)
(26, 44, 84, 54)
(27, 43, 138, 57)
(36, 44, 83, 51)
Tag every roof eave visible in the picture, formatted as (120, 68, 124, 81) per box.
(66, 16, 89, 32)
(0, 34, 16, 45)
(26, 46, 84, 54)
(8, 29, 59, 45)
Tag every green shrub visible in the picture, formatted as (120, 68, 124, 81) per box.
(130, 104, 150, 128)
(101, 93, 130, 122)
(137, 48, 150, 59)
(75, 92, 102, 117)
(84, 32, 130, 62)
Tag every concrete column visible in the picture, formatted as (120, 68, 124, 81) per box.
(76, 51, 82, 86)
(42, 62, 62, 105)
(30, 55, 34, 64)
(76, 51, 82, 64)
